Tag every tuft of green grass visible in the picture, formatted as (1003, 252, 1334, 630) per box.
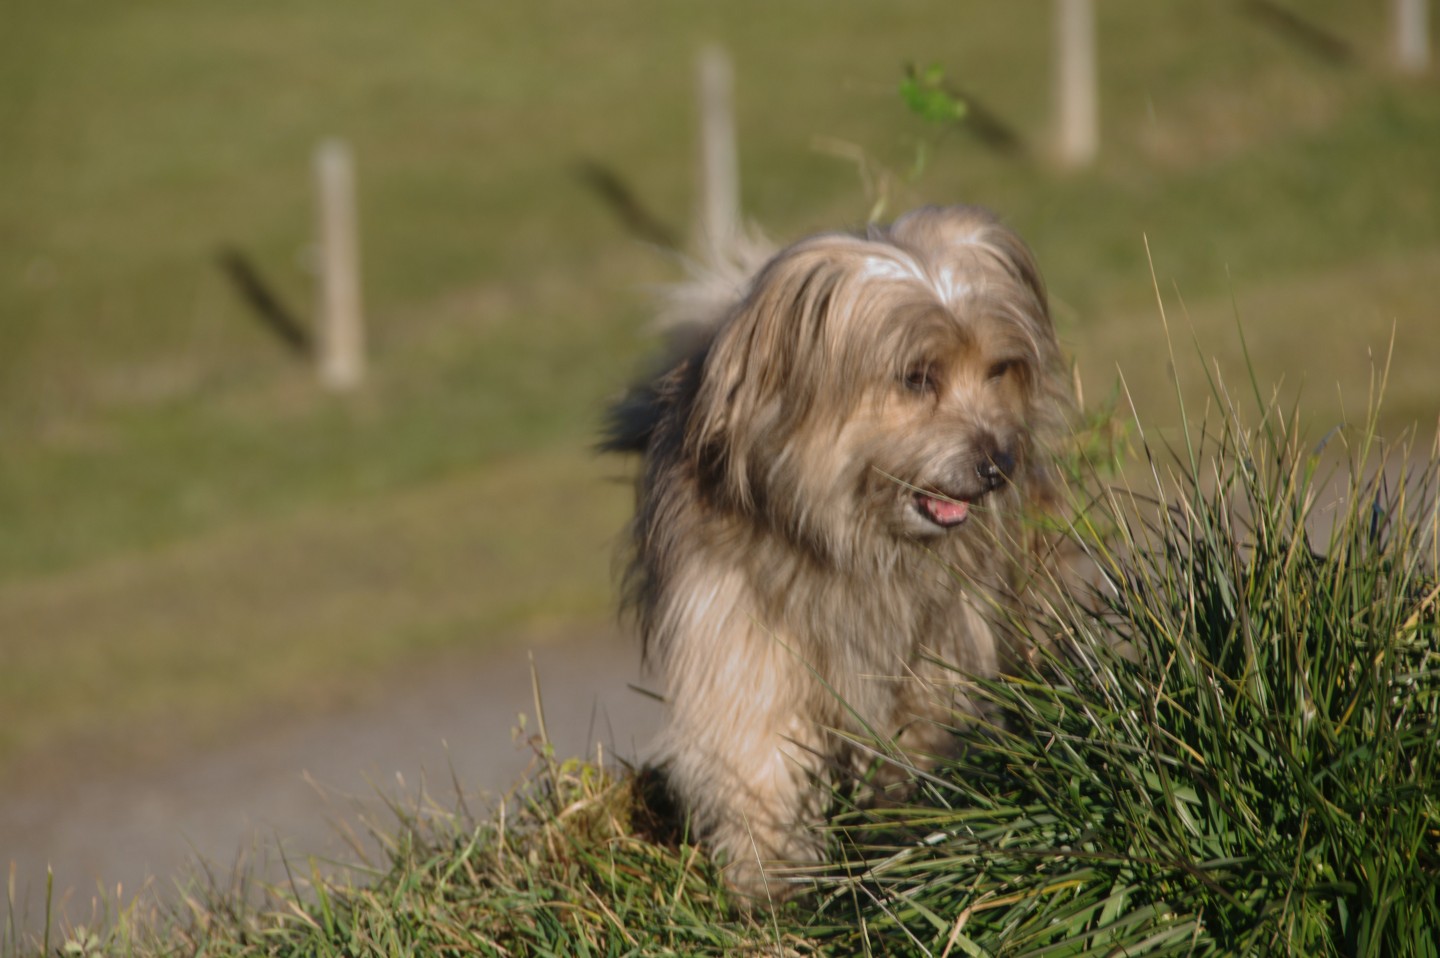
(805, 381, 1440, 954)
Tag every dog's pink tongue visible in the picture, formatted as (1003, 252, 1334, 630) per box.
(919, 494, 969, 526)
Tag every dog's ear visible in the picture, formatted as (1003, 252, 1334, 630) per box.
(684, 245, 852, 508)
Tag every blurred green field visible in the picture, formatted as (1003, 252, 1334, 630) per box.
(1, 1, 1437, 779)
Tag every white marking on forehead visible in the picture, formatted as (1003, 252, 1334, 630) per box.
(861, 253, 972, 305)
(861, 253, 925, 284)
(931, 264, 972, 303)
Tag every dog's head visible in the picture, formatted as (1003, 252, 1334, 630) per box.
(686, 205, 1069, 558)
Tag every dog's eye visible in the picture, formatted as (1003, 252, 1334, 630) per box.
(903, 363, 938, 393)
(987, 359, 1016, 381)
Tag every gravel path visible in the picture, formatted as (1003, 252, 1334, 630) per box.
(2, 629, 660, 935)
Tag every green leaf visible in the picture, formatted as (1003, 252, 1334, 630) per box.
(900, 63, 968, 125)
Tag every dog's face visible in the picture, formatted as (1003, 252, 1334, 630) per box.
(687, 207, 1066, 561)
(859, 298, 1037, 540)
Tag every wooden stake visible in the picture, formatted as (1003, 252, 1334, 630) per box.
(315, 139, 365, 391)
(1394, 0, 1431, 74)
(1055, 0, 1099, 169)
(697, 45, 740, 264)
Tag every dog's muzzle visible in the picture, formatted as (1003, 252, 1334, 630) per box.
(910, 448, 1016, 530)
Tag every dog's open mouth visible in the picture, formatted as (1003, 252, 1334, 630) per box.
(913, 490, 971, 528)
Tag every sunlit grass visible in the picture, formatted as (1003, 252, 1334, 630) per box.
(808, 389, 1440, 955)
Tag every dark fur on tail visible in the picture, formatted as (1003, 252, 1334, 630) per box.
(600, 380, 666, 454)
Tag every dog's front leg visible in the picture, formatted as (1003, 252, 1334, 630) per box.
(659, 632, 831, 903)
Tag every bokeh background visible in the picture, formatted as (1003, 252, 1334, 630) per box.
(2, 0, 1437, 912)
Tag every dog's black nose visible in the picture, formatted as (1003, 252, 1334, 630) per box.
(977, 450, 1015, 490)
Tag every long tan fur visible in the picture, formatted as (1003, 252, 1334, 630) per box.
(606, 205, 1071, 900)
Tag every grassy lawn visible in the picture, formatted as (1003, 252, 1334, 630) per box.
(1, 1, 1437, 779)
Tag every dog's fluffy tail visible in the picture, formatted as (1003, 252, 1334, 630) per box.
(602, 234, 775, 454)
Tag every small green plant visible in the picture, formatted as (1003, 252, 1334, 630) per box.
(899, 63, 969, 127)
(817, 62, 972, 223)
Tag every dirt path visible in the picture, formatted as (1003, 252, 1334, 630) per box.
(2, 629, 659, 936)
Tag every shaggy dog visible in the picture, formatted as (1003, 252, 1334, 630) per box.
(605, 205, 1071, 900)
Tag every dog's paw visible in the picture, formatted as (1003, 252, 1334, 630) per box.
(721, 856, 809, 907)
(714, 823, 826, 907)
